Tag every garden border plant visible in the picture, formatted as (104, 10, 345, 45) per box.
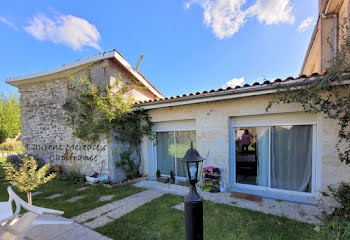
(64, 55, 154, 179)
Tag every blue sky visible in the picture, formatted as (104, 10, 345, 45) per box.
(0, 0, 317, 97)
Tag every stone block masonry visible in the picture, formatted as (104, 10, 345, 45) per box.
(18, 61, 111, 177)
(17, 59, 157, 182)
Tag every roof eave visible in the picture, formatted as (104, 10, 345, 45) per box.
(137, 74, 350, 110)
(5, 50, 164, 99)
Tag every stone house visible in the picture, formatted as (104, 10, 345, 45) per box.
(6, 51, 163, 182)
(6, 0, 350, 204)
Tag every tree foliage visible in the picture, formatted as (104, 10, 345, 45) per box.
(3, 155, 56, 204)
(0, 91, 21, 143)
(65, 73, 134, 142)
(267, 24, 350, 164)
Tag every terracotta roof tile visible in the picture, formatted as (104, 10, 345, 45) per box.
(135, 72, 323, 105)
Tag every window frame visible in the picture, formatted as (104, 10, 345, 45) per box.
(230, 114, 318, 198)
(153, 129, 196, 179)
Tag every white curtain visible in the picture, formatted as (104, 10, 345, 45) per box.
(156, 132, 175, 174)
(271, 125, 312, 192)
(257, 127, 269, 187)
(156, 131, 196, 177)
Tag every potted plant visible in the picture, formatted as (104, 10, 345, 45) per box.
(169, 170, 175, 184)
(53, 165, 62, 176)
(156, 169, 169, 183)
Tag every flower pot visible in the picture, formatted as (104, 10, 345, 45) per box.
(53, 165, 62, 176)
(169, 178, 175, 184)
(157, 177, 169, 183)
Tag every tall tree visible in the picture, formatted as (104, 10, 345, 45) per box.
(0, 91, 21, 143)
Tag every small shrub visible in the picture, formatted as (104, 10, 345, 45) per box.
(321, 217, 350, 240)
(321, 183, 350, 239)
(170, 170, 175, 179)
(2, 155, 56, 204)
(6, 154, 45, 170)
(330, 182, 350, 220)
(61, 171, 86, 184)
(156, 169, 161, 178)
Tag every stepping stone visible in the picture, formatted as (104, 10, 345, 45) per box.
(172, 202, 184, 211)
(45, 193, 63, 200)
(77, 190, 164, 228)
(67, 195, 86, 203)
(32, 191, 42, 197)
(77, 186, 89, 191)
(2, 182, 10, 185)
(98, 195, 114, 202)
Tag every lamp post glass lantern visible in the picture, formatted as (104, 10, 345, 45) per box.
(181, 142, 204, 240)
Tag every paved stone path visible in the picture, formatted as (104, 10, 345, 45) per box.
(31, 191, 42, 197)
(67, 195, 86, 203)
(25, 221, 112, 240)
(134, 180, 324, 224)
(45, 193, 63, 200)
(173, 202, 185, 211)
(74, 190, 164, 229)
(98, 195, 114, 202)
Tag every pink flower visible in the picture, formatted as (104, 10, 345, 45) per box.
(203, 166, 215, 173)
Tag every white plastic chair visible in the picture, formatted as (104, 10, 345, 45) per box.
(0, 187, 72, 240)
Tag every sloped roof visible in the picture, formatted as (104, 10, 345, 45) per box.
(135, 72, 350, 109)
(6, 50, 164, 99)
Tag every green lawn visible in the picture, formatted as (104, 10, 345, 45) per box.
(95, 194, 329, 240)
(0, 157, 143, 218)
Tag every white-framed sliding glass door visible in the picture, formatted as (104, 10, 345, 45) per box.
(155, 130, 196, 178)
(234, 125, 314, 193)
(231, 113, 317, 196)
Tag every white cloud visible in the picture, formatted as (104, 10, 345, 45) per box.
(203, 0, 246, 39)
(246, 0, 295, 25)
(24, 13, 101, 50)
(190, 0, 295, 39)
(297, 17, 313, 32)
(223, 77, 244, 88)
(0, 17, 18, 30)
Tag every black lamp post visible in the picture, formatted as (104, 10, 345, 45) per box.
(181, 142, 204, 240)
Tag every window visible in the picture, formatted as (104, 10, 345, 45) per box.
(156, 130, 196, 177)
(235, 125, 313, 192)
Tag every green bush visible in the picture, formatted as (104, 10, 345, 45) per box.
(321, 182, 350, 239)
(330, 182, 350, 220)
(0, 141, 23, 152)
(321, 217, 350, 240)
(0, 91, 21, 141)
(6, 154, 45, 170)
(156, 169, 161, 178)
(61, 171, 86, 184)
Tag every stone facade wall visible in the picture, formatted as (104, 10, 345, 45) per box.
(141, 93, 350, 197)
(19, 61, 110, 176)
(18, 59, 157, 180)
